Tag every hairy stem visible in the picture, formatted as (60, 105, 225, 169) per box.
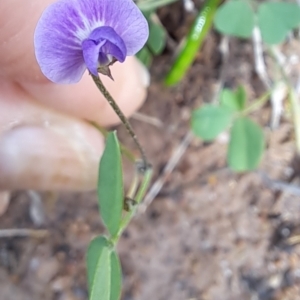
(90, 121, 136, 162)
(241, 91, 271, 116)
(91, 74, 149, 169)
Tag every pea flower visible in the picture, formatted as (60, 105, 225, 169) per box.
(34, 0, 149, 84)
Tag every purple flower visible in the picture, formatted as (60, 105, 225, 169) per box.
(34, 0, 149, 84)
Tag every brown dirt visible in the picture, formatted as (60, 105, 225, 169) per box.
(1, 2, 300, 300)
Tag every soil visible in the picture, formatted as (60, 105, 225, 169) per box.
(1, 1, 300, 300)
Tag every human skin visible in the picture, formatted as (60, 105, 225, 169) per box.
(0, 0, 149, 191)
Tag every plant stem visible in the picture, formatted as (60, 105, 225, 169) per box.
(90, 121, 136, 162)
(241, 91, 271, 116)
(111, 167, 153, 244)
(289, 89, 300, 155)
(91, 74, 149, 169)
(165, 0, 220, 86)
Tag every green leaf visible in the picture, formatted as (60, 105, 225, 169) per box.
(221, 86, 246, 111)
(235, 85, 246, 110)
(87, 237, 122, 300)
(221, 89, 236, 110)
(87, 236, 111, 300)
(110, 251, 122, 300)
(228, 117, 265, 172)
(191, 105, 234, 141)
(136, 47, 153, 67)
(258, 2, 300, 45)
(98, 132, 123, 237)
(214, 0, 255, 38)
(148, 19, 166, 55)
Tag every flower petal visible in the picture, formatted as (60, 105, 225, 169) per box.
(34, 0, 148, 84)
(75, 0, 149, 55)
(34, 0, 88, 83)
(82, 39, 105, 76)
(88, 26, 127, 62)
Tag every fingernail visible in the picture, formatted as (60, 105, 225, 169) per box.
(0, 126, 104, 191)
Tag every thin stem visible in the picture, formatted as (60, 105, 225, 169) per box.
(289, 89, 300, 155)
(90, 121, 136, 162)
(91, 74, 149, 169)
(241, 91, 271, 116)
(0, 229, 48, 238)
(127, 172, 139, 199)
(111, 167, 153, 244)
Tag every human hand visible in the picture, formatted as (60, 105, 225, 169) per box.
(0, 0, 149, 191)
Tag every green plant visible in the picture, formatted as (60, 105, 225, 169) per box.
(87, 132, 152, 299)
(135, 0, 176, 66)
(214, 0, 300, 44)
(191, 86, 267, 171)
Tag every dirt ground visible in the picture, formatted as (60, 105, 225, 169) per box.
(1, 2, 300, 300)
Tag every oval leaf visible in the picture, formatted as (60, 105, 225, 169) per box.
(191, 105, 234, 141)
(110, 251, 122, 300)
(136, 47, 153, 67)
(220, 89, 236, 111)
(87, 237, 123, 300)
(87, 236, 110, 293)
(148, 19, 166, 55)
(214, 0, 255, 38)
(258, 2, 300, 45)
(98, 132, 123, 237)
(87, 236, 111, 300)
(228, 117, 265, 172)
(221, 86, 246, 112)
(235, 85, 246, 111)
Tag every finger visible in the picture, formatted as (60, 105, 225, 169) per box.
(0, 80, 105, 191)
(23, 57, 149, 126)
(0, 0, 149, 126)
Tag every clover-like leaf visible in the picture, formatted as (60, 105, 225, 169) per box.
(221, 86, 246, 112)
(191, 105, 234, 141)
(214, 0, 255, 38)
(258, 2, 300, 45)
(228, 117, 265, 171)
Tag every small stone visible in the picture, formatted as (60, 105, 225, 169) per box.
(52, 276, 71, 292)
(36, 258, 59, 283)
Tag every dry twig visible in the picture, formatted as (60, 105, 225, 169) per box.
(139, 131, 194, 213)
(132, 112, 163, 128)
(259, 171, 300, 196)
(0, 229, 48, 239)
(252, 26, 271, 89)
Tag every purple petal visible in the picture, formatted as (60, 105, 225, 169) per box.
(88, 26, 127, 62)
(71, 0, 149, 55)
(34, 0, 148, 83)
(34, 0, 88, 83)
(92, 0, 149, 55)
(82, 39, 105, 76)
(82, 26, 126, 75)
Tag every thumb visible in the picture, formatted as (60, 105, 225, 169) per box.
(0, 82, 104, 191)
